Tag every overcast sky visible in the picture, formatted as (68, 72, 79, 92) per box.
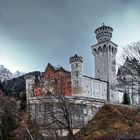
(0, 0, 140, 76)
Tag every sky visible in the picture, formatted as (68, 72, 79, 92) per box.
(0, 0, 140, 76)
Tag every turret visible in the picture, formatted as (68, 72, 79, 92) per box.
(69, 54, 83, 95)
(95, 23, 113, 43)
(25, 75, 35, 100)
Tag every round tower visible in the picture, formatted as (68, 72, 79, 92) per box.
(69, 54, 83, 95)
(92, 24, 118, 101)
(25, 75, 35, 100)
(95, 23, 113, 43)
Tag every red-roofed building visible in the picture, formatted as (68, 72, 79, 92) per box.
(33, 63, 72, 97)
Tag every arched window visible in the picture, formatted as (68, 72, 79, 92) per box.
(47, 91, 52, 95)
(76, 71, 79, 77)
(112, 47, 114, 53)
(98, 47, 102, 53)
(109, 45, 111, 51)
(103, 45, 107, 52)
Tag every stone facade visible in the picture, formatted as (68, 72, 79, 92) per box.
(83, 76, 107, 100)
(28, 96, 104, 131)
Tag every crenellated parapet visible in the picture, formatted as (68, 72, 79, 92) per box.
(95, 23, 113, 43)
(69, 54, 83, 64)
(92, 43, 117, 56)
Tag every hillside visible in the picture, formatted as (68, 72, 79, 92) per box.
(75, 104, 140, 140)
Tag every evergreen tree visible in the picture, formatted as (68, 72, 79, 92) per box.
(123, 92, 130, 105)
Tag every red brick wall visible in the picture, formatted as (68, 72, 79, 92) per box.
(42, 68, 72, 96)
(33, 66, 72, 97)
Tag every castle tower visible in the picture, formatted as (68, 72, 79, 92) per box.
(25, 75, 35, 100)
(91, 24, 117, 101)
(69, 54, 83, 95)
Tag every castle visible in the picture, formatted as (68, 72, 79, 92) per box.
(26, 24, 122, 103)
(25, 24, 140, 137)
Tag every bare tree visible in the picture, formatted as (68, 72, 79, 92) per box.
(117, 42, 140, 105)
(27, 93, 87, 140)
(0, 95, 19, 140)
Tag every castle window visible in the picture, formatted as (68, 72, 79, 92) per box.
(76, 81, 79, 87)
(76, 71, 79, 77)
(74, 81, 79, 87)
(76, 63, 78, 67)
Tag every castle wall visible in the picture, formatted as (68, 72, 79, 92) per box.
(83, 76, 107, 100)
(28, 96, 104, 129)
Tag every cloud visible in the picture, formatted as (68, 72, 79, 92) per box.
(0, 0, 139, 75)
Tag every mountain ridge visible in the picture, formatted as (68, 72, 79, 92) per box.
(0, 65, 25, 81)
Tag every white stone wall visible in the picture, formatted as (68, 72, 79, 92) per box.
(138, 96, 140, 105)
(92, 41, 118, 102)
(92, 42, 108, 81)
(28, 96, 104, 130)
(83, 76, 107, 100)
(83, 77, 92, 97)
(118, 91, 124, 103)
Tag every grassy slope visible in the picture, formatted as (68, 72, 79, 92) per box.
(75, 104, 140, 140)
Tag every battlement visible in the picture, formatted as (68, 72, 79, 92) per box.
(95, 24, 113, 43)
(69, 54, 83, 64)
(92, 41, 117, 56)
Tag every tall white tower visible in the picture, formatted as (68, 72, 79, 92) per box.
(25, 75, 35, 100)
(91, 24, 117, 101)
(69, 54, 83, 95)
